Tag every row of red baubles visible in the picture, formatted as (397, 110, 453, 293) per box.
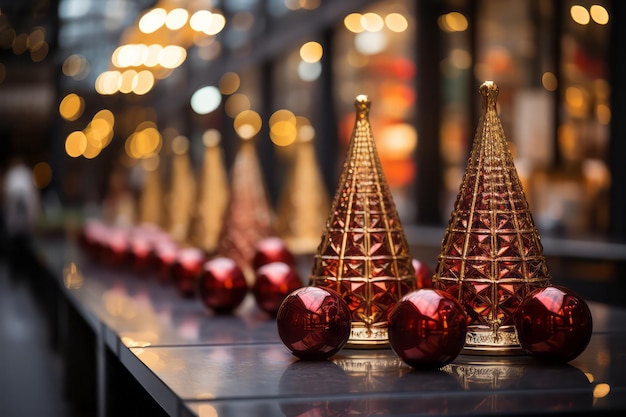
(78, 220, 432, 315)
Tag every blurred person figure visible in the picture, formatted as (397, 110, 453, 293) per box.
(1, 159, 40, 268)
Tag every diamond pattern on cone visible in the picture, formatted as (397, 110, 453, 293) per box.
(433, 82, 551, 354)
(309, 95, 416, 348)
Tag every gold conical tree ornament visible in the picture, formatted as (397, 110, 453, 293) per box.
(188, 129, 229, 254)
(310, 95, 416, 348)
(166, 135, 196, 244)
(276, 133, 329, 255)
(216, 123, 274, 283)
(433, 81, 551, 354)
(138, 157, 164, 227)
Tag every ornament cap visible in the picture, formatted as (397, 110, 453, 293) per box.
(479, 81, 499, 108)
(354, 94, 371, 118)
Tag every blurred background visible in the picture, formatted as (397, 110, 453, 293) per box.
(0, 0, 624, 299)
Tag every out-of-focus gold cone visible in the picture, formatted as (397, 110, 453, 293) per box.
(310, 95, 416, 348)
(188, 130, 229, 254)
(166, 135, 196, 244)
(138, 159, 164, 227)
(216, 138, 274, 282)
(275, 136, 329, 255)
(433, 81, 551, 354)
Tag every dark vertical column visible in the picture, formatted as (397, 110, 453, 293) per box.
(317, 28, 339, 195)
(552, 0, 564, 167)
(415, 0, 444, 225)
(609, 1, 626, 239)
(257, 61, 278, 205)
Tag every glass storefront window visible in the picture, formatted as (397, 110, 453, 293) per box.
(332, 0, 417, 222)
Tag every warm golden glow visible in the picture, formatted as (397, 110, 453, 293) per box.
(203, 13, 226, 35)
(270, 120, 297, 147)
(542, 71, 558, 91)
(361, 13, 384, 32)
(299, 41, 323, 63)
(296, 116, 315, 142)
(86, 118, 113, 148)
(119, 70, 137, 94)
(172, 135, 190, 155)
(571, 5, 590, 25)
(198, 404, 219, 417)
(139, 8, 167, 33)
(144, 44, 162, 67)
(218, 72, 240, 95)
(585, 372, 595, 383)
(449, 48, 471, 69)
(165, 8, 189, 30)
(593, 383, 611, 399)
(190, 10, 213, 31)
(158, 45, 186, 69)
(378, 123, 418, 159)
(234, 110, 262, 139)
(63, 262, 83, 289)
(438, 12, 468, 32)
(28, 27, 45, 46)
(141, 155, 160, 171)
(344, 13, 364, 33)
(59, 93, 85, 121)
(225, 93, 250, 118)
(62, 54, 89, 79)
(134, 70, 155, 95)
(565, 86, 585, 110)
(95, 71, 121, 95)
(202, 129, 221, 147)
(385, 13, 408, 32)
(65, 131, 87, 158)
(596, 103, 611, 125)
(32, 162, 52, 189)
(270, 109, 296, 127)
(30, 41, 48, 62)
(590, 5, 609, 24)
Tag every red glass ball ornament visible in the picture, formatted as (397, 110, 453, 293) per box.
(252, 237, 296, 271)
(388, 289, 468, 370)
(149, 241, 179, 284)
(101, 229, 129, 268)
(253, 262, 302, 316)
(198, 257, 248, 313)
(412, 258, 434, 289)
(128, 235, 152, 273)
(171, 248, 205, 298)
(276, 286, 351, 360)
(514, 285, 593, 363)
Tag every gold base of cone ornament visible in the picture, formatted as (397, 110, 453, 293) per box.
(433, 82, 551, 354)
(310, 95, 416, 348)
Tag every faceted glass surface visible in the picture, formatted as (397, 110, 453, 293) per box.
(309, 96, 416, 347)
(434, 83, 551, 351)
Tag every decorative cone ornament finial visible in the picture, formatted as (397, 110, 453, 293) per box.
(310, 94, 416, 348)
(433, 81, 551, 354)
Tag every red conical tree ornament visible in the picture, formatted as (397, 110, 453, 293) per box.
(433, 81, 551, 354)
(216, 135, 274, 284)
(310, 95, 416, 348)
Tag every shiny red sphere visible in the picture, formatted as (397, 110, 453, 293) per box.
(277, 286, 351, 360)
(388, 289, 468, 369)
(412, 258, 434, 289)
(128, 236, 152, 273)
(514, 286, 593, 363)
(253, 262, 302, 316)
(198, 257, 248, 313)
(171, 248, 205, 298)
(149, 241, 179, 284)
(252, 237, 296, 271)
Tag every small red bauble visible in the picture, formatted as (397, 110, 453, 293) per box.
(171, 248, 205, 298)
(252, 237, 296, 271)
(198, 257, 248, 313)
(128, 235, 152, 273)
(412, 258, 434, 289)
(388, 289, 468, 370)
(149, 241, 179, 284)
(514, 285, 593, 363)
(277, 286, 351, 360)
(253, 262, 302, 316)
